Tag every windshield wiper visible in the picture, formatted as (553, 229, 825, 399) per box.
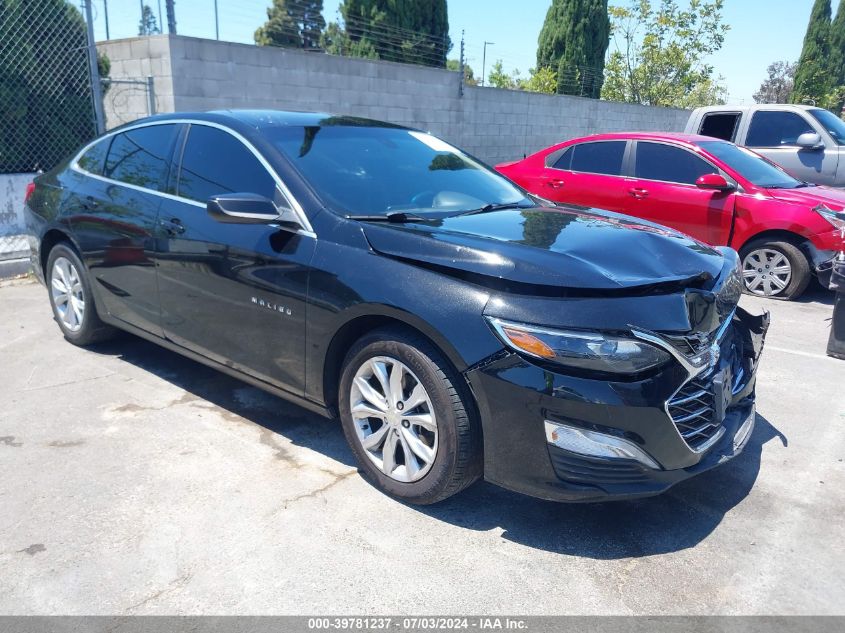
(345, 211, 436, 223)
(453, 202, 534, 218)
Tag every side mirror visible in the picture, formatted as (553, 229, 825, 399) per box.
(796, 132, 824, 150)
(207, 192, 302, 230)
(695, 173, 735, 192)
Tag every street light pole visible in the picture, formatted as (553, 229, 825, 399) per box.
(482, 41, 494, 87)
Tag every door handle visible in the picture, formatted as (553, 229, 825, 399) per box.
(628, 187, 649, 199)
(160, 217, 186, 236)
(546, 179, 565, 189)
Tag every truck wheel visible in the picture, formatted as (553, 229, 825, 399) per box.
(338, 327, 482, 504)
(740, 239, 811, 300)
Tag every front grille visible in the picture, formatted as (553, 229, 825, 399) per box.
(667, 372, 721, 450)
(548, 447, 651, 486)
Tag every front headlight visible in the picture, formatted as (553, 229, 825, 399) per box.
(486, 317, 671, 375)
(814, 203, 845, 230)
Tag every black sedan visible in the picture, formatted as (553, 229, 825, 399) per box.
(24, 110, 768, 503)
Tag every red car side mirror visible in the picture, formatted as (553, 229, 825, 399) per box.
(696, 173, 735, 192)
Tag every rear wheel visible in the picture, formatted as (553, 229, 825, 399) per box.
(740, 239, 811, 300)
(46, 243, 116, 345)
(338, 327, 482, 504)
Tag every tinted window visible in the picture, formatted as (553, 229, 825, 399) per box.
(746, 111, 815, 147)
(177, 125, 277, 203)
(551, 147, 573, 170)
(699, 141, 801, 189)
(807, 108, 845, 146)
(104, 125, 177, 190)
(568, 141, 626, 176)
(700, 113, 740, 142)
(267, 126, 530, 216)
(78, 138, 110, 175)
(635, 142, 717, 185)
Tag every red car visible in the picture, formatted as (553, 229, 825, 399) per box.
(497, 132, 845, 299)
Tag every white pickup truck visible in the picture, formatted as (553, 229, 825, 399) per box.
(685, 104, 845, 187)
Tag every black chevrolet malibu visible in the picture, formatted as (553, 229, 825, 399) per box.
(24, 111, 769, 504)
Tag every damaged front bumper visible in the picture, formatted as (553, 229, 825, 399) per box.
(466, 307, 770, 502)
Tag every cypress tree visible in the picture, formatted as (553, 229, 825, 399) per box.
(536, 0, 610, 98)
(336, 0, 450, 68)
(791, 0, 832, 104)
(830, 0, 845, 92)
(255, 0, 325, 49)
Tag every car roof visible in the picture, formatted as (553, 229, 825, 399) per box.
(127, 109, 409, 131)
(564, 131, 722, 146)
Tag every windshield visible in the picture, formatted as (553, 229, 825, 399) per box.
(698, 140, 802, 189)
(807, 108, 845, 146)
(266, 125, 532, 216)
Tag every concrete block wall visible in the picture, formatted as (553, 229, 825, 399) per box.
(98, 35, 690, 165)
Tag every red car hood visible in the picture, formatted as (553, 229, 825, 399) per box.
(766, 185, 845, 211)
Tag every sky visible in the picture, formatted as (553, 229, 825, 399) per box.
(87, 0, 841, 104)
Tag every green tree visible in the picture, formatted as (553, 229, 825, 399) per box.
(520, 67, 557, 94)
(446, 58, 477, 85)
(326, 0, 450, 68)
(138, 4, 160, 35)
(791, 0, 832, 105)
(487, 60, 520, 90)
(255, 0, 325, 49)
(0, 0, 108, 173)
(536, 0, 610, 97)
(753, 61, 796, 104)
(828, 0, 845, 114)
(602, 0, 729, 108)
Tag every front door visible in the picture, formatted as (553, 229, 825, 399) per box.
(625, 141, 735, 246)
(155, 123, 316, 394)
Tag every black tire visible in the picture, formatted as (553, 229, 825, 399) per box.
(739, 239, 811, 301)
(45, 242, 116, 346)
(338, 326, 482, 504)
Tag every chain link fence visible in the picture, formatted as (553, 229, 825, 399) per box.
(0, 0, 101, 175)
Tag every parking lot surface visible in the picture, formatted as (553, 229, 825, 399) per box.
(0, 278, 842, 615)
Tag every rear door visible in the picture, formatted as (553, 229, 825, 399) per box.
(155, 122, 316, 394)
(538, 140, 630, 211)
(743, 109, 838, 185)
(625, 141, 735, 245)
(69, 123, 182, 336)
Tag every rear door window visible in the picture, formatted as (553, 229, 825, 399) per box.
(565, 141, 626, 176)
(699, 113, 741, 142)
(746, 111, 815, 147)
(77, 137, 110, 175)
(177, 125, 277, 203)
(104, 124, 179, 191)
(634, 142, 718, 185)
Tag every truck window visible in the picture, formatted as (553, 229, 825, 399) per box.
(699, 113, 740, 142)
(746, 111, 815, 147)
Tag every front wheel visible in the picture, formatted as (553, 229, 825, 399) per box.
(740, 240, 811, 300)
(338, 327, 482, 504)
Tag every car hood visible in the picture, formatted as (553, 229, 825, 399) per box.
(361, 206, 725, 291)
(766, 185, 845, 210)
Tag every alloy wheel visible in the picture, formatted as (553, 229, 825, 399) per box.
(51, 256, 85, 332)
(742, 248, 792, 296)
(349, 356, 438, 483)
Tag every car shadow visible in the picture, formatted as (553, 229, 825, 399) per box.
(796, 282, 834, 306)
(90, 335, 786, 559)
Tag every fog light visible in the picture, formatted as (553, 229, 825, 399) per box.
(543, 421, 661, 469)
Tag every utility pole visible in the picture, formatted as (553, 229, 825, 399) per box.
(157, 0, 164, 33)
(104, 0, 110, 39)
(214, 0, 219, 39)
(82, 0, 105, 134)
(165, 0, 177, 35)
(458, 30, 465, 97)
(482, 41, 494, 87)
(139, 0, 145, 34)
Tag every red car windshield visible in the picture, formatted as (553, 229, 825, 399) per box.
(698, 140, 804, 189)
